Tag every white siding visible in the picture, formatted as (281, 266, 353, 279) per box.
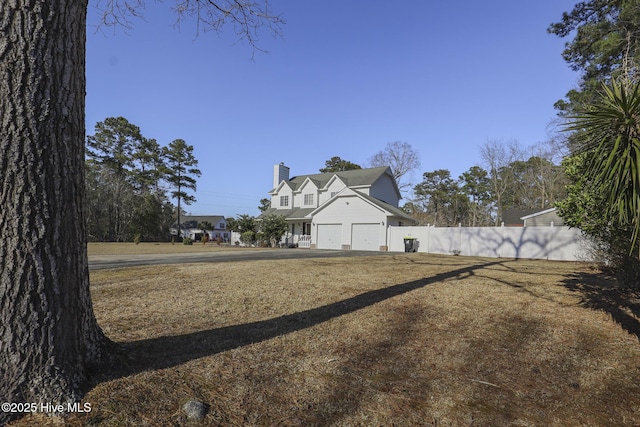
(369, 174, 400, 206)
(317, 224, 342, 249)
(318, 178, 347, 205)
(352, 223, 380, 251)
(312, 194, 387, 250)
(524, 212, 565, 227)
(272, 186, 293, 209)
(294, 179, 319, 208)
(314, 195, 384, 223)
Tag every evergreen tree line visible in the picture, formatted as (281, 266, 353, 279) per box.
(549, 0, 640, 281)
(406, 140, 567, 227)
(85, 116, 201, 242)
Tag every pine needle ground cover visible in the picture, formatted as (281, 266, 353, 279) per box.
(12, 253, 640, 426)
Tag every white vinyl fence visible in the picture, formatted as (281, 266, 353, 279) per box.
(388, 225, 592, 261)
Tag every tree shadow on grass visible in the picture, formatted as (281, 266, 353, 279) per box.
(97, 260, 502, 382)
(561, 270, 640, 340)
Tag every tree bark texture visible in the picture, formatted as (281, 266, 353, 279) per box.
(0, 1, 107, 422)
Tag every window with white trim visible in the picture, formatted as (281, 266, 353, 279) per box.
(280, 195, 289, 207)
(304, 193, 314, 206)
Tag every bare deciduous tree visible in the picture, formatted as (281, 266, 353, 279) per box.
(479, 139, 524, 225)
(368, 141, 421, 197)
(479, 139, 567, 223)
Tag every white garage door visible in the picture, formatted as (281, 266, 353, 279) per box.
(351, 223, 380, 251)
(317, 224, 342, 250)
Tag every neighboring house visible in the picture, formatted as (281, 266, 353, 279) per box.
(170, 215, 230, 242)
(501, 208, 565, 227)
(260, 163, 416, 251)
(521, 207, 565, 227)
(501, 209, 538, 226)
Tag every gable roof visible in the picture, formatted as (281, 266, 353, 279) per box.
(296, 176, 320, 192)
(323, 174, 348, 190)
(271, 179, 294, 194)
(282, 166, 394, 192)
(310, 188, 415, 223)
(520, 207, 557, 220)
(520, 207, 565, 226)
(357, 192, 416, 222)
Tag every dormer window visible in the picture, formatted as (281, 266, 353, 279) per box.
(304, 193, 314, 206)
(280, 195, 289, 207)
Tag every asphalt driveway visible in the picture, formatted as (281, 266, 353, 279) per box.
(88, 248, 397, 270)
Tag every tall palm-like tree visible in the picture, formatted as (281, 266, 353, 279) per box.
(568, 78, 640, 253)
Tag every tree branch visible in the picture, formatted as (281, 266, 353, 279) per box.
(172, 0, 285, 58)
(93, 0, 285, 58)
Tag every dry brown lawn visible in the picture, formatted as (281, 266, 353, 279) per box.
(11, 252, 640, 426)
(87, 242, 258, 256)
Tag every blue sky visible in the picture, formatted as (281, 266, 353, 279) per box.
(86, 1, 579, 217)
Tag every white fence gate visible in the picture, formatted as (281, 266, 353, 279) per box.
(388, 225, 592, 261)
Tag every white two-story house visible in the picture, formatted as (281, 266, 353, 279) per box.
(261, 163, 415, 251)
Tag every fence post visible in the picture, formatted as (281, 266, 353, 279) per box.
(500, 222, 505, 258)
(548, 221, 555, 260)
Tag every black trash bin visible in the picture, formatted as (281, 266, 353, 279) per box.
(403, 237, 417, 252)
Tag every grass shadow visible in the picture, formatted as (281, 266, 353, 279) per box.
(96, 260, 502, 382)
(561, 270, 640, 340)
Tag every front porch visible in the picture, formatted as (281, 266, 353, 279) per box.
(281, 233, 311, 248)
(278, 219, 313, 248)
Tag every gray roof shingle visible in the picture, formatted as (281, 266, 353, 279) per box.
(274, 166, 393, 192)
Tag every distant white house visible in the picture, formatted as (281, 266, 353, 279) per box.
(170, 215, 230, 242)
(260, 163, 415, 250)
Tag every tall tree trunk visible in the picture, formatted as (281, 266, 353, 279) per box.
(0, 2, 109, 423)
(177, 184, 182, 240)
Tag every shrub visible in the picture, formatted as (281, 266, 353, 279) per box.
(240, 231, 255, 246)
(183, 237, 193, 245)
(259, 214, 287, 247)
